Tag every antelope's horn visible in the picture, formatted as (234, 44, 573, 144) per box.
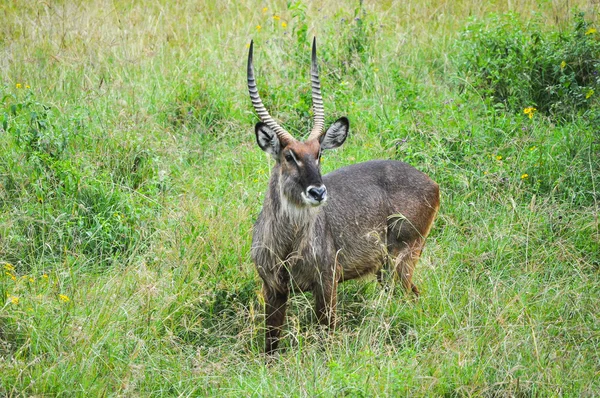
(247, 40, 294, 143)
(307, 37, 325, 141)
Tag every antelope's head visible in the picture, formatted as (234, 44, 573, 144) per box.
(248, 38, 349, 208)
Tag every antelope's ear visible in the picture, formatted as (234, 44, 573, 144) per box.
(255, 122, 281, 157)
(320, 117, 349, 150)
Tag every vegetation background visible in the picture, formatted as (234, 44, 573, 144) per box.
(1, 0, 599, 396)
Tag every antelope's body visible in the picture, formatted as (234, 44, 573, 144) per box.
(247, 39, 439, 354)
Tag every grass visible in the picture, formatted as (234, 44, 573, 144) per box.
(1, 0, 599, 396)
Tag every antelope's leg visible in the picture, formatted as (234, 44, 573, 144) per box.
(314, 276, 338, 329)
(263, 284, 289, 354)
(393, 239, 424, 296)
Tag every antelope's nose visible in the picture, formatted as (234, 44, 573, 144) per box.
(307, 185, 327, 202)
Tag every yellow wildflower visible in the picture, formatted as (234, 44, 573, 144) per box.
(16, 83, 22, 89)
(273, 15, 280, 20)
(523, 106, 537, 119)
(59, 294, 70, 303)
(585, 27, 597, 35)
(8, 295, 19, 305)
(282, 22, 287, 28)
(521, 174, 529, 179)
(585, 89, 594, 99)
(29, 277, 34, 283)
(530, 146, 537, 151)
(560, 61, 566, 69)
(496, 155, 502, 161)
(256, 25, 261, 31)
(262, 7, 268, 13)
(25, 84, 30, 89)
(3, 263, 15, 272)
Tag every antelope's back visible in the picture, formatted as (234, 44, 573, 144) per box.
(322, 160, 439, 279)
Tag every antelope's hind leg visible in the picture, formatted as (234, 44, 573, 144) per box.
(386, 218, 428, 296)
(391, 239, 425, 296)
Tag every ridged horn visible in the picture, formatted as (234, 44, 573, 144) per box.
(307, 37, 325, 141)
(247, 40, 294, 143)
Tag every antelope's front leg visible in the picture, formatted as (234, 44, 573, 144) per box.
(263, 284, 289, 355)
(314, 275, 338, 329)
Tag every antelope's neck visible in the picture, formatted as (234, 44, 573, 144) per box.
(270, 164, 319, 225)
(257, 165, 320, 256)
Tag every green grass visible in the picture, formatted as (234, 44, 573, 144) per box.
(1, 0, 599, 396)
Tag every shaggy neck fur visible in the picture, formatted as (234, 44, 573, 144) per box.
(259, 164, 320, 260)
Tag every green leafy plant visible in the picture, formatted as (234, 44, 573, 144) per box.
(456, 12, 599, 119)
(288, 1, 309, 48)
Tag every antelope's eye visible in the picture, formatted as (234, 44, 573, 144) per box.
(285, 153, 294, 162)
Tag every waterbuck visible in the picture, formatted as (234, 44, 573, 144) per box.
(248, 38, 440, 354)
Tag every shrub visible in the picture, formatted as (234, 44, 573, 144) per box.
(455, 12, 599, 120)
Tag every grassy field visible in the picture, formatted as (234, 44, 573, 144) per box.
(1, 0, 599, 396)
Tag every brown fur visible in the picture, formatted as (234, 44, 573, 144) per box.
(248, 40, 438, 355)
(252, 153, 440, 354)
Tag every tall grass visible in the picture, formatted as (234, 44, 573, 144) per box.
(1, 0, 599, 396)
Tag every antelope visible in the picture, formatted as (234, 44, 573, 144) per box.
(248, 38, 440, 354)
